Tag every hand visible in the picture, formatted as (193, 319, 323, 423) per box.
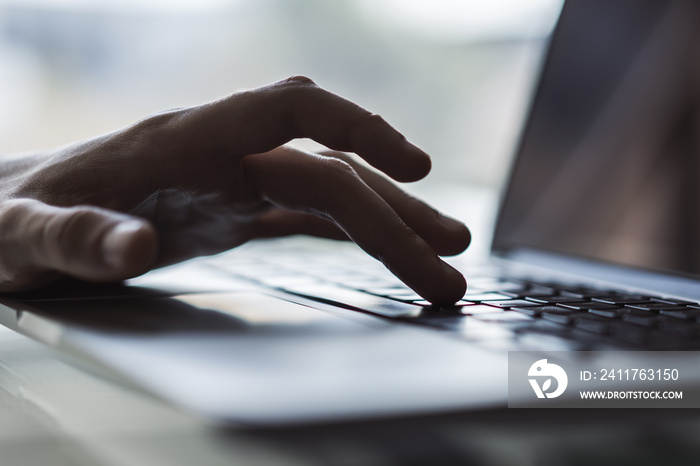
(0, 76, 470, 303)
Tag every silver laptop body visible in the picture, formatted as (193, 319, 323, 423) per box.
(2, 0, 700, 425)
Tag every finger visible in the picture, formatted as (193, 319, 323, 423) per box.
(252, 209, 349, 241)
(321, 150, 470, 256)
(0, 199, 158, 291)
(242, 149, 466, 304)
(185, 76, 431, 182)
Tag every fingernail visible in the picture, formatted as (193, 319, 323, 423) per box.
(102, 221, 145, 269)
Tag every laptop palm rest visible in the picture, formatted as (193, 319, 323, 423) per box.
(0, 291, 506, 425)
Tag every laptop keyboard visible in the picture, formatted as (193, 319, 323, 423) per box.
(209, 248, 700, 351)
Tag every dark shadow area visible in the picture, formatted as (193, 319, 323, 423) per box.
(16, 295, 250, 334)
(5, 277, 170, 302)
(11, 291, 364, 337)
(220, 408, 700, 466)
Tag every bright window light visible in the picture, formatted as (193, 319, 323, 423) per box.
(358, 0, 564, 41)
(0, 0, 238, 12)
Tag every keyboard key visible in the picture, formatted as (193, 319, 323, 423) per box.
(416, 304, 463, 315)
(499, 291, 557, 299)
(420, 304, 501, 316)
(527, 281, 567, 291)
(491, 281, 530, 292)
(621, 311, 659, 327)
(515, 283, 558, 295)
(557, 302, 621, 311)
(466, 279, 525, 293)
(240, 252, 700, 352)
(411, 299, 435, 306)
(625, 303, 689, 312)
(524, 296, 587, 304)
(592, 296, 654, 305)
(559, 284, 614, 293)
(460, 292, 514, 302)
(559, 290, 615, 299)
(511, 305, 563, 317)
(482, 299, 545, 309)
(659, 309, 700, 320)
(459, 305, 507, 315)
(588, 307, 625, 318)
(657, 318, 699, 339)
(541, 309, 588, 325)
(651, 297, 699, 306)
(528, 285, 561, 295)
(366, 288, 422, 300)
(573, 314, 611, 334)
(284, 283, 424, 318)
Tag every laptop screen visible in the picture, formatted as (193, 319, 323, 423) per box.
(492, 0, 700, 279)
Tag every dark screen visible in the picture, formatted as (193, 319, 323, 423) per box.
(493, 0, 700, 277)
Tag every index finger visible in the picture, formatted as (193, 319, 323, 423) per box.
(190, 76, 432, 182)
(242, 149, 466, 304)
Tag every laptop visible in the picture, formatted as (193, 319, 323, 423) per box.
(2, 0, 700, 425)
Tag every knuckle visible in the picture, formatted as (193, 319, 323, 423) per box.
(0, 202, 31, 262)
(276, 76, 318, 99)
(128, 108, 189, 160)
(281, 75, 317, 86)
(142, 107, 187, 124)
(272, 76, 326, 141)
(364, 112, 386, 124)
(0, 199, 31, 229)
(373, 221, 415, 265)
(350, 112, 405, 142)
(0, 199, 42, 246)
(47, 208, 96, 252)
(273, 77, 320, 140)
(358, 112, 387, 129)
(120, 111, 191, 191)
(0, 200, 47, 282)
(134, 108, 186, 138)
(311, 157, 359, 213)
(325, 150, 355, 166)
(277, 75, 318, 96)
(133, 109, 184, 146)
(322, 156, 357, 179)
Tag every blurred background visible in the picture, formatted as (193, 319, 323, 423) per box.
(0, 0, 561, 189)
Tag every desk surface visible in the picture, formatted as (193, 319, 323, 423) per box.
(1, 325, 700, 466)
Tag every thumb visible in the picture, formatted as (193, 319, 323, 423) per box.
(0, 199, 158, 291)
